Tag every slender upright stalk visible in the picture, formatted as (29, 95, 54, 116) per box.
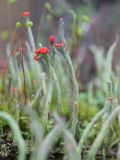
(61, 49, 78, 136)
(87, 106, 120, 160)
(103, 79, 113, 120)
(42, 56, 53, 129)
(20, 41, 27, 105)
(59, 18, 66, 43)
(42, 78, 53, 129)
(78, 108, 106, 159)
(41, 44, 62, 126)
(59, 18, 79, 135)
(26, 107, 43, 160)
(50, 65, 62, 113)
(25, 18, 36, 51)
(0, 111, 26, 160)
(36, 125, 60, 160)
(117, 143, 120, 160)
(42, 64, 62, 129)
(53, 113, 79, 160)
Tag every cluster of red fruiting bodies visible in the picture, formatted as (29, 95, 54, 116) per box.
(34, 36, 65, 61)
(20, 12, 65, 62)
(34, 47, 49, 61)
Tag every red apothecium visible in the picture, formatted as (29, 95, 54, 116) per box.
(49, 36, 55, 44)
(34, 47, 49, 55)
(55, 42, 64, 48)
(21, 11, 30, 17)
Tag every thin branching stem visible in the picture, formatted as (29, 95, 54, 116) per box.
(20, 40, 27, 105)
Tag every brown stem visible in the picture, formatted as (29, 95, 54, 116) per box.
(20, 40, 27, 105)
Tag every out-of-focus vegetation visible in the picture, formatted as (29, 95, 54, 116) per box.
(0, 0, 120, 160)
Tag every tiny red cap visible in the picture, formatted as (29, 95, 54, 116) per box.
(21, 11, 30, 17)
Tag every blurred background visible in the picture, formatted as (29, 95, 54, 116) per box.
(0, 0, 92, 56)
(0, 0, 120, 84)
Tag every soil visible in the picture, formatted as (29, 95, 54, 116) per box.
(0, 129, 117, 160)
